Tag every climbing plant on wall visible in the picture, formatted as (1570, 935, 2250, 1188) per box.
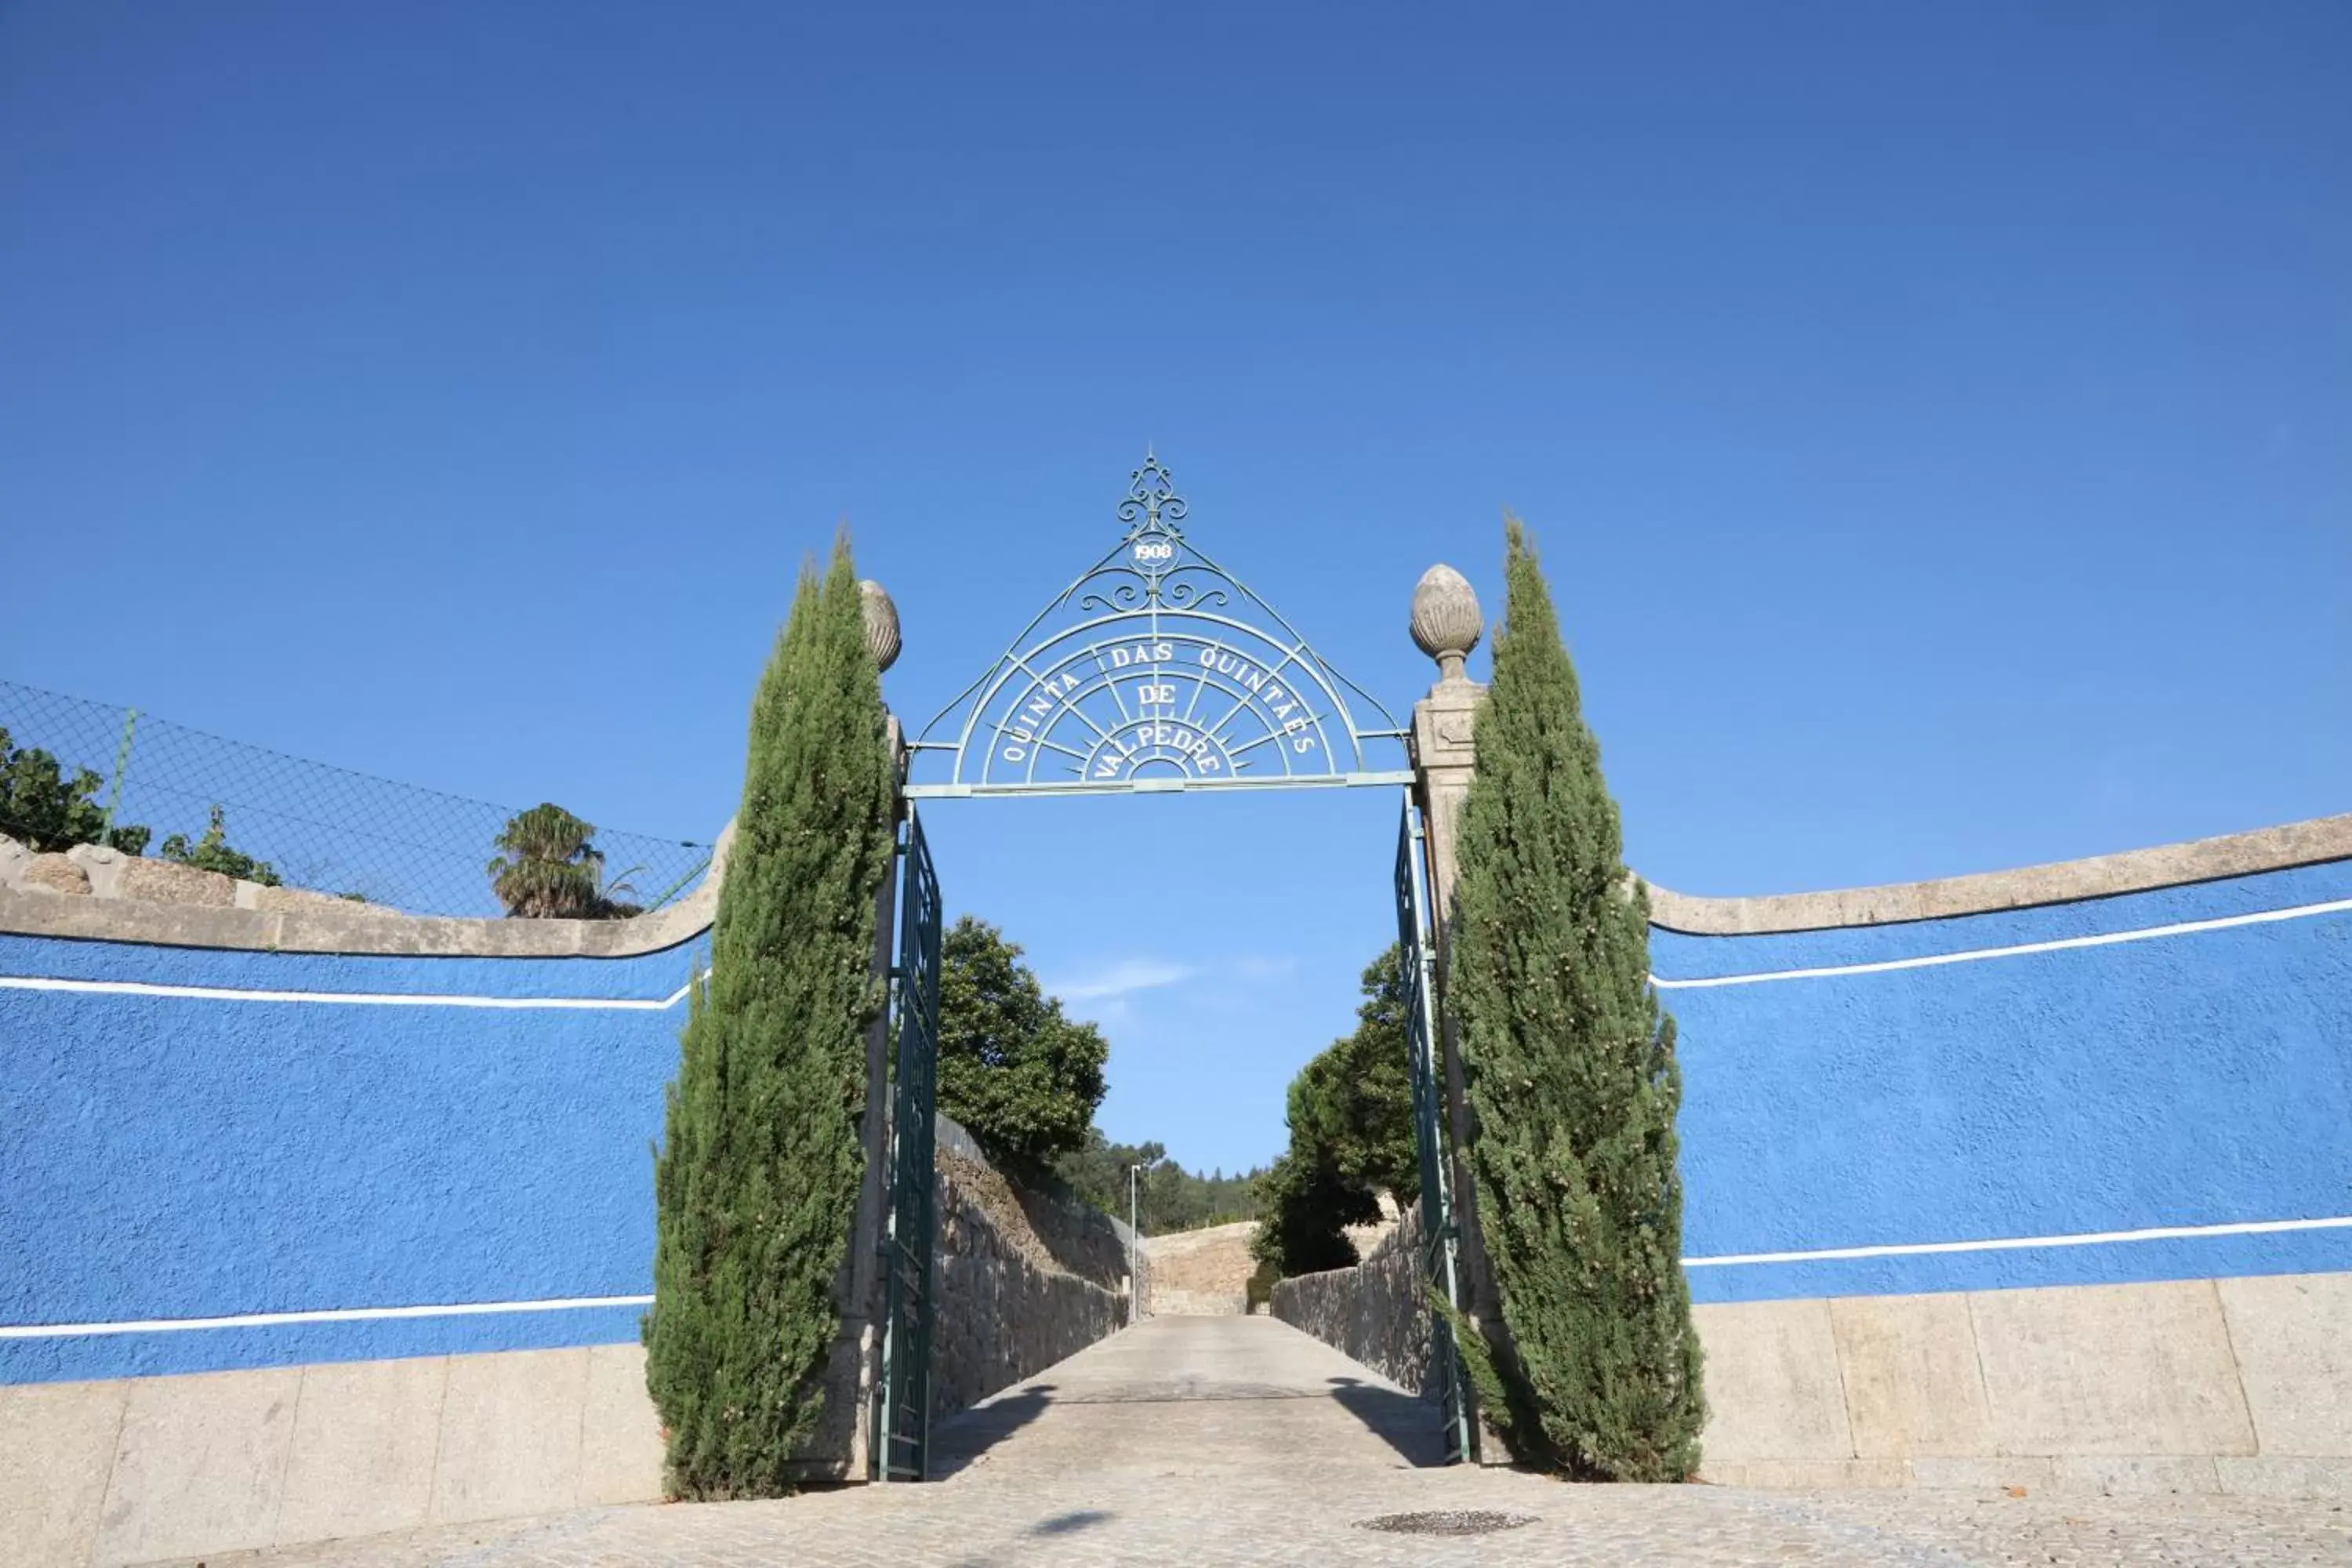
(644, 536, 896, 1499)
(1447, 517, 1705, 1482)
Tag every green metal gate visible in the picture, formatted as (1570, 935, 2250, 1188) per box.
(876, 804, 942, 1482)
(1396, 793, 1473, 1464)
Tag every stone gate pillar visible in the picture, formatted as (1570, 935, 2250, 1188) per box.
(1406, 563, 1512, 1461)
(1407, 564, 1485, 929)
(844, 583, 906, 1481)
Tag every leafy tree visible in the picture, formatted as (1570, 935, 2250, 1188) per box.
(487, 802, 642, 919)
(938, 916, 1108, 1180)
(0, 727, 148, 855)
(1295, 946, 1418, 1198)
(1253, 1148, 1378, 1276)
(160, 804, 281, 886)
(1250, 946, 1420, 1277)
(1447, 517, 1704, 1481)
(643, 536, 896, 1499)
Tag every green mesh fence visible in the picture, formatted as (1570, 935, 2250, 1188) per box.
(0, 677, 713, 919)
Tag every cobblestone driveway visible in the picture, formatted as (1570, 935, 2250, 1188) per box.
(168, 1317, 2350, 1567)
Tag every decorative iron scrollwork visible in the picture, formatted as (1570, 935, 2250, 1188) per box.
(910, 452, 1406, 796)
(1116, 448, 1189, 537)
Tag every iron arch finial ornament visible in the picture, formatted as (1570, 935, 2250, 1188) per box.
(1117, 448, 1187, 539)
(906, 453, 1411, 797)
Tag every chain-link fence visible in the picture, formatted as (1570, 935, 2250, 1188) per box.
(0, 677, 714, 919)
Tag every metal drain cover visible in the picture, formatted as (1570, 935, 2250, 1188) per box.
(1356, 1509, 1537, 1537)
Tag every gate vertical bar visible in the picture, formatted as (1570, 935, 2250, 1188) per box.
(1396, 791, 1472, 1464)
(876, 804, 941, 1481)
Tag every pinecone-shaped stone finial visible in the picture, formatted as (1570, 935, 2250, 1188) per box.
(859, 579, 902, 672)
(1410, 564, 1481, 682)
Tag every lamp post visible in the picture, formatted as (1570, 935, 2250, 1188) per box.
(1127, 1163, 1143, 1326)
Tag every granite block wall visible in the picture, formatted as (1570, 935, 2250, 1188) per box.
(1270, 1210, 1432, 1396)
(929, 1148, 1127, 1423)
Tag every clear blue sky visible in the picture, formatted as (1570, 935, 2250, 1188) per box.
(3, 3, 2345, 1172)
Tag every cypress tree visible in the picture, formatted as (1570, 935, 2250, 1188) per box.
(644, 536, 896, 1498)
(1448, 517, 1705, 1481)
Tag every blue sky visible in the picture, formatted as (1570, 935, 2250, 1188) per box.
(3, 3, 2346, 1172)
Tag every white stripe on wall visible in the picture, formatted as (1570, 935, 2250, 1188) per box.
(9, 896, 2340, 1005)
(1683, 1214, 2352, 1269)
(0, 1294, 657, 1338)
(1651, 895, 2352, 990)
(16, 1218, 2345, 1337)
(0, 975, 694, 1010)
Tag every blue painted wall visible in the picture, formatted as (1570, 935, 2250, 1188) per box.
(1, 933, 704, 1383)
(1660, 858, 2352, 1304)
(4, 852, 2346, 1384)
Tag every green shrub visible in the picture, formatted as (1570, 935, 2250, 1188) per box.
(160, 804, 280, 886)
(1054, 1134, 1265, 1232)
(0, 726, 148, 855)
(1447, 517, 1704, 1481)
(643, 536, 896, 1498)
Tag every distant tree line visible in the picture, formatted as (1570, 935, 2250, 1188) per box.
(1054, 1133, 1265, 1234)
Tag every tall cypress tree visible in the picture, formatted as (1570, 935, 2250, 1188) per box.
(1448, 517, 1704, 1481)
(644, 537, 896, 1498)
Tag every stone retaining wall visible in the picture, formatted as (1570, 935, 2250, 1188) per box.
(1269, 1210, 1431, 1396)
(0, 834, 411, 918)
(933, 1116, 1139, 1300)
(929, 1141, 1129, 1424)
(1141, 1221, 1258, 1316)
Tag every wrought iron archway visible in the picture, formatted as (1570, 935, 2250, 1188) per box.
(879, 454, 1471, 1480)
(906, 453, 1413, 798)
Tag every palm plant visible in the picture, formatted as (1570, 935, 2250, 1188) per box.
(487, 802, 641, 918)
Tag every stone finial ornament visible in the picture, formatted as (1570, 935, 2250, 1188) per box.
(859, 579, 902, 672)
(1410, 564, 1482, 682)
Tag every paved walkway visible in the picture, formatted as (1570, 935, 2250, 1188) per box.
(172, 1317, 2349, 1566)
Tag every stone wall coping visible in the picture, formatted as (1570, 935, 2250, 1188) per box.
(0, 822, 731, 957)
(3, 808, 2346, 952)
(1642, 812, 2352, 936)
